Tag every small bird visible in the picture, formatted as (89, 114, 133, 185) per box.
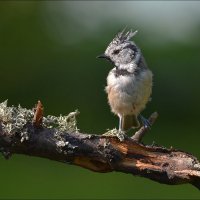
(97, 29, 153, 132)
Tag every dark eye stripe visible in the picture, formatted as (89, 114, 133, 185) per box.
(113, 49, 120, 55)
(124, 44, 138, 52)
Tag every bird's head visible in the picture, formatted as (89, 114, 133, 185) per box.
(97, 29, 141, 69)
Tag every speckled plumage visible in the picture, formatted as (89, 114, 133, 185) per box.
(99, 29, 153, 131)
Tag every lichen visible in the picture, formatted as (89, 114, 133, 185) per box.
(43, 110, 79, 133)
(194, 163, 200, 170)
(103, 140, 110, 148)
(0, 100, 79, 143)
(55, 134, 77, 154)
(103, 128, 125, 141)
(0, 100, 34, 142)
(56, 140, 67, 147)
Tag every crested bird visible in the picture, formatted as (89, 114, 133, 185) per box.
(97, 29, 153, 132)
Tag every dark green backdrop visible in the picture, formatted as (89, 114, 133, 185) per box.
(0, 1, 200, 199)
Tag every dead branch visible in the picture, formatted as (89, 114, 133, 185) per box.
(0, 100, 200, 190)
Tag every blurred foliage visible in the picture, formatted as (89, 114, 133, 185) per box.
(0, 2, 200, 199)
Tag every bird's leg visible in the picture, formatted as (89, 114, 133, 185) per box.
(118, 115, 122, 131)
(139, 114, 151, 129)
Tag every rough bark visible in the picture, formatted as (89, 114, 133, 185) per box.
(0, 101, 199, 190)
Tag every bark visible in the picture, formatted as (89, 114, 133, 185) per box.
(0, 101, 199, 190)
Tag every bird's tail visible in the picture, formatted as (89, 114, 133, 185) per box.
(122, 115, 140, 131)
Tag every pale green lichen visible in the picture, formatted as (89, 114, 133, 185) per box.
(103, 128, 125, 141)
(194, 163, 200, 170)
(55, 136, 77, 154)
(0, 100, 79, 143)
(43, 110, 79, 133)
(56, 140, 67, 147)
(0, 100, 34, 142)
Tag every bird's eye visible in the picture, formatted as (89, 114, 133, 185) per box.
(113, 49, 120, 55)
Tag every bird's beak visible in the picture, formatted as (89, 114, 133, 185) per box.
(96, 54, 109, 59)
(96, 53, 114, 65)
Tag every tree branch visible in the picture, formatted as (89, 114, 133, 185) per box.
(0, 101, 200, 190)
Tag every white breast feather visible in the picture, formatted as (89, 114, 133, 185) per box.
(106, 68, 153, 116)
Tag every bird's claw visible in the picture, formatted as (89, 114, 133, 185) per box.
(139, 115, 151, 129)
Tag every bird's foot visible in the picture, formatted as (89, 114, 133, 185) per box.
(139, 115, 151, 129)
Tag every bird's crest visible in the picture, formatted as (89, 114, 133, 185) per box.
(112, 28, 138, 45)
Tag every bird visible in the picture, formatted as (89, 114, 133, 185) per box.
(97, 28, 153, 132)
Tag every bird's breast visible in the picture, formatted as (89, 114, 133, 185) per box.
(106, 70, 137, 94)
(106, 69, 153, 116)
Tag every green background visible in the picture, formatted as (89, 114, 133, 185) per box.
(0, 1, 200, 199)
